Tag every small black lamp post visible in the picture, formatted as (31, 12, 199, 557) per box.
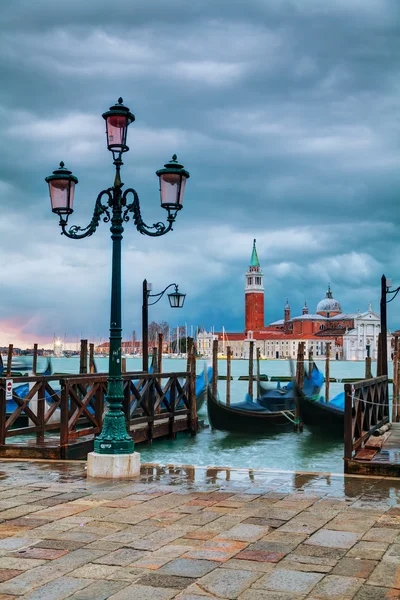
(379, 274, 400, 376)
(142, 280, 185, 372)
(46, 98, 189, 456)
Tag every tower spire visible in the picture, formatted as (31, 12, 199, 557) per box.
(250, 239, 260, 268)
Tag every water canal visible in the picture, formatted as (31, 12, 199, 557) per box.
(40, 356, 392, 474)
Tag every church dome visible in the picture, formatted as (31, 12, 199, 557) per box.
(316, 285, 341, 314)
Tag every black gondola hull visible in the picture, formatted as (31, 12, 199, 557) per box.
(298, 393, 343, 436)
(207, 386, 293, 433)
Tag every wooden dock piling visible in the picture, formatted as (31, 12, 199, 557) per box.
(365, 355, 372, 380)
(6, 345, 13, 377)
(248, 341, 254, 399)
(308, 348, 313, 375)
(226, 346, 231, 406)
(295, 342, 305, 432)
(190, 347, 197, 434)
(256, 347, 261, 399)
(32, 344, 38, 376)
(212, 339, 218, 398)
(79, 340, 88, 374)
(89, 343, 95, 374)
(325, 342, 331, 403)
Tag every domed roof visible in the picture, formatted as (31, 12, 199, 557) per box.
(316, 285, 342, 314)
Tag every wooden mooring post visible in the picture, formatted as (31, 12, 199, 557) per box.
(365, 355, 372, 380)
(190, 346, 197, 434)
(212, 339, 218, 398)
(186, 337, 194, 372)
(377, 333, 382, 377)
(157, 333, 163, 379)
(6, 345, 13, 377)
(226, 346, 231, 406)
(256, 347, 261, 399)
(308, 348, 313, 376)
(248, 341, 254, 399)
(79, 340, 88, 374)
(325, 342, 331, 403)
(294, 342, 305, 431)
(89, 343, 95, 374)
(32, 343, 38, 376)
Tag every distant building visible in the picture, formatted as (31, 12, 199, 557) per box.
(197, 239, 391, 360)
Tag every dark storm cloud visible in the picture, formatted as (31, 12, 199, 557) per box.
(0, 0, 399, 345)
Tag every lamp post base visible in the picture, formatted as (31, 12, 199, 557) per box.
(87, 451, 140, 479)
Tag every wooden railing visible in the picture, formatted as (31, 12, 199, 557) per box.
(344, 375, 389, 470)
(0, 371, 196, 457)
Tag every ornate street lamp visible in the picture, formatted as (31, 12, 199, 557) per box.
(46, 98, 189, 459)
(142, 280, 186, 372)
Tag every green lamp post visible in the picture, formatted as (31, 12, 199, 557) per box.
(46, 98, 190, 455)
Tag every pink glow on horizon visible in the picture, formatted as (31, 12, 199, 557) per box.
(0, 318, 55, 349)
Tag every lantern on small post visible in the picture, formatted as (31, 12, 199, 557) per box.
(102, 97, 135, 160)
(168, 285, 186, 308)
(156, 155, 190, 211)
(45, 162, 78, 216)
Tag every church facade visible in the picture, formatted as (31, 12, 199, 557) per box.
(198, 240, 390, 361)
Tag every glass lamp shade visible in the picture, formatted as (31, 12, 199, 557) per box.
(156, 155, 189, 210)
(168, 290, 186, 308)
(102, 97, 135, 158)
(45, 162, 78, 216)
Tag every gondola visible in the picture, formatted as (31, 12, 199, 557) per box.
(258, 363, 324, 412)
(298, 389, 344, 436)
(207, 385, 295, 433)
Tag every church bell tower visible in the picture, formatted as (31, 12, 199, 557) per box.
(245, 239, 264, 333)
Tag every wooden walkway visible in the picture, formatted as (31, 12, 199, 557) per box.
(348, 423, 400, 477)
(0, 369, 198, 460)
(343, 375, 400, 476)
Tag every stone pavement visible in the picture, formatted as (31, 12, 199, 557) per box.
(0, 462, 398, 598)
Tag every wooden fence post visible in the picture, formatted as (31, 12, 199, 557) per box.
(325, 342, 331, 403)
(79, 340, 88, 374)
(226, 346, 231, 406)
(212, 339, 218, 398)
(32, 344, 38, 376)
(256, 347, 261, 399)
(248, 341, 254, 399)
(6, 345, 13, 377)
(308, 348, 313, 376)
(344, 383, 353, 473)
(89, 343, 95, 374)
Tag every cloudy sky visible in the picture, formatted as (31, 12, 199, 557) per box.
(1, 0, 399, 347)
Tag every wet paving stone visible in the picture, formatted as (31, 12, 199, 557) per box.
(252, 568, 323, 594)
(310, 574, 364, 598)
(305, 529, 360, 549)
(354, 584, 400, 599)
(107, 583, 180, 599)
(159, 557, 220, 578)
(347, 541, 389, 560)
(0, 569, 23, 583)
(235, 550, 286, 563)
(13, 546, 68, 560)
(332, 557, 377, 578)
(136, 573, 194, 589)
(197, 567, 262, 599)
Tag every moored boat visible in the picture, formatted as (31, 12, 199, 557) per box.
(298, 390, 344, 436)
(258, 363, 324, 412)
(207, 386, 294, 433)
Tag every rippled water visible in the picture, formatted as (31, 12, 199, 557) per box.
(37, 356, 390, 474)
